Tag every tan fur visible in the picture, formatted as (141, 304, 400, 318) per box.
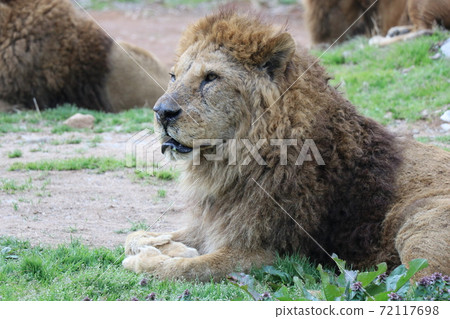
(0, 0, 168, 112)
(303, 0, 450, 46)
(105, 42, 169, 112)
(123, 11, 450, 281)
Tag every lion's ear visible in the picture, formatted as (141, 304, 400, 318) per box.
(260, 33, 296, 80)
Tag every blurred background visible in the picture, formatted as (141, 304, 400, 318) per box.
(74, 0, 309, 66)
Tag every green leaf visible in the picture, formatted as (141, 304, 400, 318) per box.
(374, 291, 390, 301)
(386, 264, 407, 291)
(365, 282, 387, 296)
(228, 273, 260, 301)
(262, 265, 291, 283)
(300, 286, 320, 301)
(317, 264, 330, 286)
(331, 254, 347, 271)
(293, 263, 316, 284)
(324, 283, 345, 301)
(395, 259, 428, 292)
(357, 263, 387, 287)
(274, 286, 296, 301)
(396, 281, 411, 296)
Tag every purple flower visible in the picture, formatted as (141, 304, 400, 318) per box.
(432, 273, 442, 280)
(388, 292, 403, 301)
(146, 292, 156, 301)
(261, 292, 271, 299)
(139, 278, 148, 286)
(82, 297, 92, 301)
(178, 289, 191, 300)
(377, 273, 388, 282)
(443, 275, 450, 283)
(351, 281, 363, 292)
(418, 276, 434, 287)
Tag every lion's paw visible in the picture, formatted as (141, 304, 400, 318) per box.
(158, 241, 199, 258)
(368, 35, 385, 46)
(122, 246, 171, 273)
(125, 230, 172, 255)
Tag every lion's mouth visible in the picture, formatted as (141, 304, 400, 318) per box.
(161, 138, 193, 154)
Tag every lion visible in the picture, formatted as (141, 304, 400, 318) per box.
(122, 11, 450, 282)
(303, 0, 450, 47)
(0, 0, 168, 113)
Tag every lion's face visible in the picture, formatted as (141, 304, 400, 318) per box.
(153, 43, 251, 160)
(153, 13, 297, 161)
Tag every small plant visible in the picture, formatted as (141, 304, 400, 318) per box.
(1, 178, 33, 194)
(154, 169, 179, 181)
(66, 137, 82, 144)
(115, 220, 149, 234)
(68, 226, 78, 234)
(8, 149, 22, 158)
(414, 273, 450, 301)
(157, 189, 167, 198)
(229, 256, 434, 301)
(89, 135, 103, 148)
(50, 139, 62, 146)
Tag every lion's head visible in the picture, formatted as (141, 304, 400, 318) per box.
(153, 11, 328, 163)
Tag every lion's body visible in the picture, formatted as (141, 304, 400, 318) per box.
(0, 0, 168, 112)
(123, 11, 450, 281)
(303, 0, 450, 46)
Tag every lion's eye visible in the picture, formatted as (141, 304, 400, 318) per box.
(169, 73, 176, 82)
(204, 73, 218, 82)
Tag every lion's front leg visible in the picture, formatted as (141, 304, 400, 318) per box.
(124, 230, 198, 258)
(122, 247, 274, 282)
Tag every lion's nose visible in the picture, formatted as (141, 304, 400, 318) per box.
(153, 99, 182, 127)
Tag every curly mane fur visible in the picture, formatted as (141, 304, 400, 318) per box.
(123, 11, 449, 281)
(178, 11, 402, 268)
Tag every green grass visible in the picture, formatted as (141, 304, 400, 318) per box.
(157, 189, 167, 198)
(0, 178, 33, 194)
(316, 32, 450, 124)
(9, 157, 125, 173)
(134, 168, 180, 181)
(115, 220, 150, 234)
(1, 237, 441, 301)
(0, 237, 265, 301)
(7, 149, 22, 158)
(416, 135, 450, 144)
(0, 104, 154, 134)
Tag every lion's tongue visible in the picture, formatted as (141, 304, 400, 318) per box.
(162, 138, 193, 154)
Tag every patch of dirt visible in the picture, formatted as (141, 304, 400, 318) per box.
(0, 130, 188, 248)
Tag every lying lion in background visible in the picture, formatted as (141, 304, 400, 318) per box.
(0, 0, 168, 113)
(303, 0, 450, 46)
(122, 11, 450, 281)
